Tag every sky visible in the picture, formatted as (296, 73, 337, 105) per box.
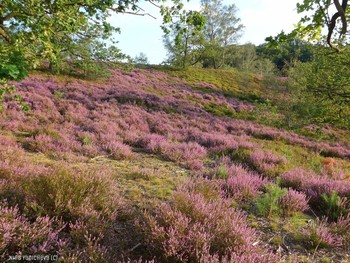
(109, 0, 301, 64)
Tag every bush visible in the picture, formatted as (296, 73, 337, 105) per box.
(103, 140, 134, 160)
(24, 165, 125, 236)
(330, 215, 350, 248)
(256, 184, 287, 218)
(281, 168, 350, 219)
(0, 202, 65, 261)
(320, 191, 349, 221)
(141, 189, 278, 262)
(279, 188, 309, 216)
(249, 150, 286, 177)
(223, 170, 267, 203)
(302, 218, 343, 249)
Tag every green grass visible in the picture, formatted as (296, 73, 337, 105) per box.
(89, 154, 189, 206)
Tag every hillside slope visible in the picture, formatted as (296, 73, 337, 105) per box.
(1, 68, 350, 262)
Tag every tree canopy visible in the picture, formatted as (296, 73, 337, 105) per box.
(0, 0, 195, 80)
(267, 0, 349, 50)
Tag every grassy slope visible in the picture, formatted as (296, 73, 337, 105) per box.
(1, 67, 350, 262)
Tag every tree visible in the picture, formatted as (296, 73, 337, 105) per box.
(134, 52, 150, 65)
(200, 0, 244, 68)
(257, 39, 314, 71)
(267, 0, 349, 50)
(286, 46, 350, 127)
(0, 0, 195, 78)
(163, 10, 206, 68)
(0, 0, 198, 108)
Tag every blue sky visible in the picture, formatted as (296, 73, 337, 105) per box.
(109, 0, 300, 64)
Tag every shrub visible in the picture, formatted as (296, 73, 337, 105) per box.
(330, 215, 350, 248)
(281, 168, 350, 219)
(141, 189, 277, 262)
(159, 141, 207, 163)
(0, 202, 66, 261)
(103, 140, 134, 160)
(59, 220, 111, 262)
(223, 170, 267, 203)
(319, 191, 349, 221)
(249, 150, 286, 177)
(302, 218, 343, 249)
(24, 165, 125, 237)
(255, 184, 287, 218)
(279, 189, 310, 216)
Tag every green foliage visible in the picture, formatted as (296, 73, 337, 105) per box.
(320, 191, 349, 221)
(267, 0, 349, 49)
(256, 184, 287, 218)
(287, 47, 350, 128)
(0, 51, 29, 80)
(215, 165, 229, 179)
(0, 80, 30, 112)
(257, 39, 314, 72)
(204, 102, 235, 117)
(134, 52, 150, 65)
(0, 0, 193, 78)
(200, 0, 244, 69)
(163, 10, 206, 68)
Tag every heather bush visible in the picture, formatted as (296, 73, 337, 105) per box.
(159, 141, 207, 163)
(184, 159, 205, 171)
(281, 168, 350, 218)
(279, 189, 310, 216)
(0, 135, 17, 148)
(249, 149, 286, 177)
(141, 189, 276, 262)
(59, 220, 111, 262)
(302, 218, 343, 249)
(0, 147, 50, 180)
(103, 140, 134, 160)
(139, 133, 167, 153)
(280, 168, 317, 190)
(24, 165, 125, 237)
(223, 169, 267, 203)
(0, 202, 66, 261)
(0, 180, 26, 211)
(330, 215, 350, 248)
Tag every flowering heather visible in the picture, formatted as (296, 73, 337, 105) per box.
(249, 149, 286, 176)
(103, 140, 134, 160)
(139, 133, 167, 153)
(279, 189, 310, 216)
(0, 202, 66, 261)
(302, 219, 343, 249)
(1, 68, 347, 167)
(281, 168, 350, 198)
(142, 190, 276, 262)
(185, 130, 254, 154)
(0, 135, 17, 148)
(281, 168, 350, 218)
(1, 67, 350, 260)
(158, 141, 207, 163)
(223, 165, 268, 202)
(330, 215, 350, 247)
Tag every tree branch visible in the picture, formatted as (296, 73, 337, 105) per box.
(327, 0, 348, 49)
(0, 26, 11, 42)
